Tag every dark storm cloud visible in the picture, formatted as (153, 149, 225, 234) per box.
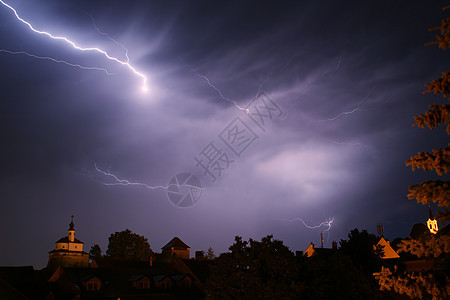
(0, 0, 448, 267)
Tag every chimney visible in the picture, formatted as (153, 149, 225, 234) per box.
(332, 241, 337, 250)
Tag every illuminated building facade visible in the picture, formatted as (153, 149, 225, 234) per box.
(47, 216, 89, 269)
(161, 237, 190, 260)
(427, 207, 439, 234)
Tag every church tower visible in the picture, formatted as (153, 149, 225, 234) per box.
(427, 207, 439, 234)
(47, 216, 90, 269)
(68, 216, 75, 242)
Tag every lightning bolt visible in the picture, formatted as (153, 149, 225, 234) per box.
(89, 15, 130, 63)
(0, 0, 148, 91)
(193, 70, 249, 114)
(0, 50, 113, 75)
(274, 217, 335, 232)
(317, 90, 371, 122)
(91, 163, 168, 190)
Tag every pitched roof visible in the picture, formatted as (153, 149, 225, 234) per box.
(92, 258, 150, 272)
(92, 258, 180, 276)
(55, 237, 84, 244)
(0, 266, 38, 299)
(376, 237, 400, 259)
(171, 274, 190, 282)
(0, 277, 29, 300)
(303, 243, 337, 257)
(181, 260, 212, 284)
(153, 275, 171, 282)
(161, 237, 190, 250)
(46, 259, 201, 298)
(128, 274, 149, 282)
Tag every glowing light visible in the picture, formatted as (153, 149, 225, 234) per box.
(274, 217, 335, 232)
(427, 207, 439, 234)
(0, 0, 148, 91)
(0, 50, 113, 74)
(427, 219, 438, 234)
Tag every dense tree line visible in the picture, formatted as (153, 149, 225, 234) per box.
(205, 234, 383, 300)
(89, 229, 152, 261)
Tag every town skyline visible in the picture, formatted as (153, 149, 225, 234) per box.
(2, 211, 437, 269)
(1, 0, 448, 270)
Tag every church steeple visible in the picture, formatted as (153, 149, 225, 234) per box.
(427, 206, 439, 234)
(429, 206, 434, 220)
(48, 216, 89, 269)
(68, 215, 75, 242)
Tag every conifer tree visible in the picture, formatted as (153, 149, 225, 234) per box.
(374, 6, 450, 299)
(405, 7, 450, 222)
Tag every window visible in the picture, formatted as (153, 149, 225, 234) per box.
(87, 282, 100, 291)
(139, 281, 149, 289)
(135, 279, 149, 289)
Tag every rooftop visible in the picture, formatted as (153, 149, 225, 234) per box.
(161, 237, 190, 250)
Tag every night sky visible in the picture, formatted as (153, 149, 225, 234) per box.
(1, 0, 448, 269)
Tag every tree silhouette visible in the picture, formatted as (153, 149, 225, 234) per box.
(89, 244, 102, 260)
(205, 234, 382, 299)
(339, 228, 382, 274)
(374, 6, 450, 299)
(205, 235, 302, 299)
(106, 229, 152, 261)
(405, 6, 450, 223)
(205, 247, 216, 260)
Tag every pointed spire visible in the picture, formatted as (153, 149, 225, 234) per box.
(428, 206, 435, 220)
(68, 215, 75, 242)
(69, 215, 75, 231)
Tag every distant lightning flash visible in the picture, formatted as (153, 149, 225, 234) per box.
(274, 217, 335, 232)
(89, 15, 130, 63)
(0, 50, 113, 74)
(317, 90, 371, 122)
(196, 72, 249, 114)
(92, 163, 168, 190)
(89, 163, 207, 193)
(0, 0, 148, 91)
